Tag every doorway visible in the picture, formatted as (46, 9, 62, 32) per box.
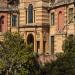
(27, 34, 34, 48)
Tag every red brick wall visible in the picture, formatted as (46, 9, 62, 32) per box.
(0, 13, 8, 33)
(55, 7, 65, 33)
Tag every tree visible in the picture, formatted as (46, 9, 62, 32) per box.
(0, 32, 40, 75)
(40, 35, 75, 75)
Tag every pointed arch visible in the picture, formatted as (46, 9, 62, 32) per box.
(58, 11, 64, 32)
(0, 16, 4, 32)
(27, 34, 34, 45)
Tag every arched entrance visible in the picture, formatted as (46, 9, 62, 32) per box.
(27, 34, 34, 48)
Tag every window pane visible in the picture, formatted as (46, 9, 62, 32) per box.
(51, 36, 54, 54)
(28, 4, 33, 23)
(26, 9, 27, 24)
(34, 10, 35, 23)
(51, 13, 55, 25)
(12, 15, 17, 26)
(69, 8, 73, 23)
(0, 16, 4, 32)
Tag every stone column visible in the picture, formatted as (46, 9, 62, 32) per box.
(49, 35, 51, 55)
(45, 32, 49, 54)
(24, 31, 27, 45)
(34, 32, 37, 53)
(39, 31, 43, 54)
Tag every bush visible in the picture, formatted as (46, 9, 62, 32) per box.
(0, 32, 40, 75)
(40, 35, 75, 75)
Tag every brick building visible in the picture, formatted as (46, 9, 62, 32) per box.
(0, 0, 75, 55)
(0, 0, 8, 34)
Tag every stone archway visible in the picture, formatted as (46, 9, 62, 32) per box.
(27, 34, 34, 48)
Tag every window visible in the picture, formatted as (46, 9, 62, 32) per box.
(51, 36, 54, 55)
(43, 41, 46, 54)
(0, 16, 4, 32)
(26, 9, 27, 24)
(51, 12, 55, 25)
(28, 4, 33, 23)
(69, 8, 73, 23)
(12, 15, 17, 27)
(37, 41, 40, 53)
(34, 10, 35, 23)
(58, 11, 63, 32)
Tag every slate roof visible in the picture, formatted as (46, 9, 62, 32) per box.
(50, 0, 75, 8)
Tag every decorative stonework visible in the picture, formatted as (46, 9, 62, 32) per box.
(0, 0, 75, 55)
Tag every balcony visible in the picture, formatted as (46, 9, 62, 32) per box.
(0, 6, 18, 12)
(8, 6, 19, 12)
(7, 0, 19, 6)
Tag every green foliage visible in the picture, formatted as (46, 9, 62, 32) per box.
(0, 32, 40, 75)
(1, 32, 75, 75)
(63, 35, 75, 53)
(40, 35, 75, 75)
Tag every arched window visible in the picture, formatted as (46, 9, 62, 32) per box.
(58, 11, 64, 32)
(28, 4, 33, 23)
(0, 16, 4, 32)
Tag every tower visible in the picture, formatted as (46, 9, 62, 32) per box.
(18, 0, 50, 54)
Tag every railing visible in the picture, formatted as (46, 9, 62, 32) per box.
(0, 7, 8, 11)
(0, 6, 18, 12)
(8, 6, 19, 12)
